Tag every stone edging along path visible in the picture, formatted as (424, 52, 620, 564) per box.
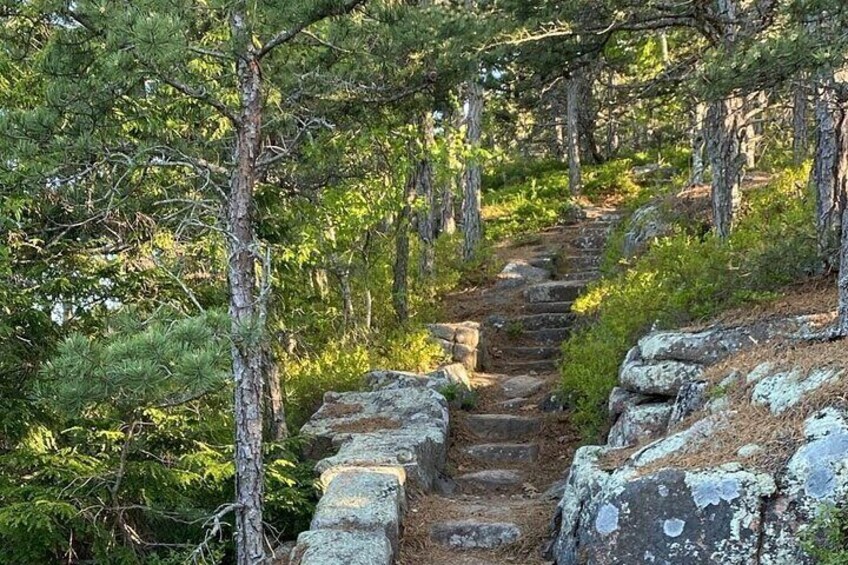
(287, 365, 469, 564)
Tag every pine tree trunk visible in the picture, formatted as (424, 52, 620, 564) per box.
(690, 102, 707, 185)
(576, 70, 602, 165)
(462, 81, 483, 261)
(706, 96, 744, 239)
(262, 347, 287, 442)
(566, 73, 582, 195)
(793, 78, 809, 165)
(228, 7, 266, 562)
(812, 74, 840, 266)
(834, 88, 848, 335)
(393, 172, 416, 322)
(417, 113, 436, 278)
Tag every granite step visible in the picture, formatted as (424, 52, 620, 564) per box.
(524, 300, 573, 314)
(524, 281, 587, 304)
(455, 469, 523, 493)
(430, 520, 521, 550)
(465, 414, 541, 440)
(464, 443, 540, 463)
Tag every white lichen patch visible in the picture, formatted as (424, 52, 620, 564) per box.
(751, 368, 842, 414)
(594, 503, 620, 535)
(663, 518, 685, 538)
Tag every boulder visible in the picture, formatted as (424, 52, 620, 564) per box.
(495, 260, 551, 288)
(364, 363, 470, 393)
(426, 322, 480, 370)
(619, 358, 705, 396)
(638, 314, 834, 365)
(607, 403, 673, 448)
(621, 203, 673, 257)
(289, 530, 392, 565)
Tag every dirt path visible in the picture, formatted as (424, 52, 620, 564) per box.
(398, 207, 620, 565)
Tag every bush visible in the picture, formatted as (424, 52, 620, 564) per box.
(561, 166, 818, 439)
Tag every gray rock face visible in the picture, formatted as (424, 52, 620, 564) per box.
(289, 530, 392, 565)
(551, 314, 844, 565)
(761, 408, 848, 564)
(310, 470, 404, 554)
(619, 357, 705, 396)
(607, 403, 673, 448)
(637, 314, 833, 365)
(430, 520, 522, 549)
(669, 380, 708, 427)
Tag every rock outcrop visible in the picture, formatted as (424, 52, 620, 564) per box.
(291, 365, 459, 564)
(550, 313, 844, 565)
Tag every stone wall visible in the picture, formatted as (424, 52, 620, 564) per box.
(286, 364, 467, 564)
(427, 322, 481, 371)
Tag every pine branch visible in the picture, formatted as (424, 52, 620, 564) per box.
(257, 0, 367, 59)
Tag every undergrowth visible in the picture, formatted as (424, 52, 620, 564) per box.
(561, 165, 818, 439)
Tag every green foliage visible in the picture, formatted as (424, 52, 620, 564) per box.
(801, 504, 848, 564)
(483, 164, 577, 241)
(582, 160, 642, 201)
(561, 166, 818, 438)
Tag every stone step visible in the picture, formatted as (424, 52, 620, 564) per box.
(499, 345, 559, 361)
(524, 281, 587, 304)
(430, 520, 521, 550)
(525, 300, 573, 314)
(560, 254, 602, 271)
(501, 375, 546, 398)
(559, 270, 600, 282)
(527, 256, 555, 270)
(464, 442, 539, 463)
(508, 313, 575, 331)
(455, 469, 523, 492)
(465, 414, 541, 440)
(499, 359, 558, 373)
(524, 327, 571, 344)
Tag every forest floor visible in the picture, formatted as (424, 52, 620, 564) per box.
(397, 206, 620, 564)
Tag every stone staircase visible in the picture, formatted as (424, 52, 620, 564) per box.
(399, 208, 619, 564)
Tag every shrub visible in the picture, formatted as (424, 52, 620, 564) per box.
(561, 166, 818, 439)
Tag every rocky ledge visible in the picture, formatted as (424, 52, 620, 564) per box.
(550, 313, 845, 564)
(287, 364, 466, 564)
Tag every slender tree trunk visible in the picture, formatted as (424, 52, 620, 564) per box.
(690, 101, 707, 185)
(339, 268, 354, 328)
(793, 77, 809, 165)
(228, 7, 266, 563)
(605, 69, 619, 159)
(812, 73, 840, 266)
(262, 347, 287, 442)
(462, 81, 483, 261)
(363, 287, 373, 331)
(566, 73, 582, 195)
(706, 95, 744, 239)
(576, 69, 602, 165)
(417, 113, 436, 278)
(834, 88, 848, 335)
(741, 91, 766, 169)
(393, 172, 416, 322)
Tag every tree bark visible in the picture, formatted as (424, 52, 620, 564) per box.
(834, 88, 848, 335)
(576, 70, 602, 165)
(812, 74, 840, 267)
(706, 95, 744, 239)
(566, 73, 582, 195)
(690, 101, 707, 185)
(417, 113, 436, 278)
(262, 346, 287, 442)
(393, 171, 416, 322)
(793, 77, 809, 165)
(228, 6, 266, 563)
(462, 81, 483, 261)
